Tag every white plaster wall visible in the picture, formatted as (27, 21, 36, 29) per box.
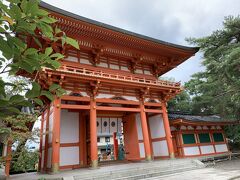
(42, 134, 46, 149)
(152, 140, 169, 156)
(44, 111, 48, 122)
(101, 118, 110, 134)
(97, 117, 101, 133)
(181, 126, 187, 130)
(144, 70, 151, 75)
(215, 144, 228, 152)
(43, 112, 47, 145)
(120, 66, 129, 71)
(139, 143, 145, 158)
(48, 112, 53, 143)
(216, 126, 222, 129)
(110, 118, 118, 133)
(97, 62, 108, 68)
(42, 120, 46, 147)
(47, 147, 52, 168)
(80, 92, 88, 97)
(98, 118, 122, 134)
(60, 110, 79, 143)
(109, 64, 119, 70)
(96, 93, 113, 99)
(117, 118, 122, 133)
(60, 147, 79, 166)
(149, 114, 165, 138)
(200, 145, 215, 154)
(211, 126, 216, 129)
(122, 96, 138, 101)
(144, 98, 160, 103)
(135, 113, 143, 140)
(66, 90, 72, 95)
(65, 56, 78, 62)
(196, 126, 202, 130)
(50, 104, 53, 113)
(187, 126, 194, 130)
(203, 126, 208, 130)
(97, 137, 114, 147)
(135, 69, 143, 74)
(80, 58, 91, 65)
(183, 146, 200, 156)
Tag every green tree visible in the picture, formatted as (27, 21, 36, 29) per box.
(11, 147, 39, 173)
(186, 16, 240, 119)
(0, 0, 79, 114)
(0, 0, 79, 166)
(186, 15, 240, 143)
(167, 90, 192, 113)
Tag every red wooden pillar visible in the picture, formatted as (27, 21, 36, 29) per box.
(162, 101, 175, 159)
(38, 112, 44, 172)
(5, 139, 12, 177)
(90, 96, 98, 168)
(140, 99, 152, 161)
(43, 106, 50, 171)
(51, 98, 61, 173)
(113, 132, 118, 160)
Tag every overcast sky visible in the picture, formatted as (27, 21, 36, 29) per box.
(43, 0, 240, 84)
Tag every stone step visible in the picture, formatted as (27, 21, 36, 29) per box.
(74, 163, 192, 179)
(74, 160, 199, 180)
(74, 160, 195, 177)
(75, 165, 196, 180)
(114, 166, 197, 180)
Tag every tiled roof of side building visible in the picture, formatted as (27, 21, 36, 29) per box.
(168, 114, 234, 123)
(39, 1, 199, 53)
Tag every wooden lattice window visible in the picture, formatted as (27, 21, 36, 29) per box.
(198, 133, 211, 143)
(213, 133, 224, 142)
(182, 134, 196, 144)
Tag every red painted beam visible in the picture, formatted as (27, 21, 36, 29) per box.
(61, 104, 90, 110)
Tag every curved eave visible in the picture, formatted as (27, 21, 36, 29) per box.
(39, 1, 199, 54)
(170, 118, 237, 126)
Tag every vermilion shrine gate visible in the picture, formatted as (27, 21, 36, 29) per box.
(15, 2, 201, 173)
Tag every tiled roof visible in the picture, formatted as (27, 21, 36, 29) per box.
(168, 114, 229, 123)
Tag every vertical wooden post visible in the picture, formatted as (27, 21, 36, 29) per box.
(38, 112, 44, 172)
(51, 98, 61, 173)
(210, 131, 217, 153)
(5, 139, 12, 177)
(113, 132, 118, 160)
(140, 99, 152, 161)
(162, 101, 175, 159)
(90, 96, 98, 168)
(43, 106, 50, 171)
